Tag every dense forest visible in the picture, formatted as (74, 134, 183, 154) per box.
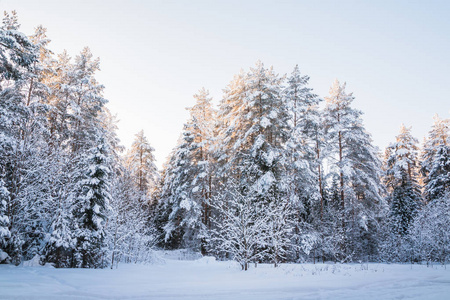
(1, 12, 449, 270)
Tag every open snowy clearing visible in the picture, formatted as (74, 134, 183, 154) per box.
(1, 253, 449, 300)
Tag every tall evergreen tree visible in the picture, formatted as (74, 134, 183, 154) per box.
(215, 62, 294, 264)
(71, 140, 111, 268)
(323, 79, 384, 261)
(385, 124, 422, 235)
(379, 125, 422, 261)
(126, 130, 158, 198)
(161, 89, 215, 252)
(421, 115, 450, 202)
(283, 65, 323, 261)
(63, 47, 107, 153)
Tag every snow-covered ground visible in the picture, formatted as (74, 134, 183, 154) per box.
(1, 252, 449, 300)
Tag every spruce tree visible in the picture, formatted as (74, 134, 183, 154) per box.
(72, 140, 111, 268)
(380, 125, 422, 261)
(385, 124, 422, 235)
(126, 130, 158, 198)
(161, 89, 215, 252)
(421, 115, 450, 202)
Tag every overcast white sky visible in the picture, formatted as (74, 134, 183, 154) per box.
(2, 0, 449, 168)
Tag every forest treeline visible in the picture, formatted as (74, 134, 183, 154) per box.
(1, 12, 449, 270)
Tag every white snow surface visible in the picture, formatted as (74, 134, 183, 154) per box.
(0, 250, 9, 262)
(1, 252, 449, 299)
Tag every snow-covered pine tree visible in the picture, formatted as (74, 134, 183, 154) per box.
(161, 89, 215, 253)
(187, 88, 215, 235)
(385, 125, 422, 235)
(214, 70, 247, 185)
(155, 154, 183, 249)
(421, 115, 450, 202)
(161, 131, 202, 250)
(0, 11, 37, 86)
(379, 125, 422, 262)
(23, 25, 53, 108)
(323, 79, 384, 261)
(72, 139, 111, 268)
(283, 65, 321, 205)
(215, 62, 294, 265)
(45, 50, 73, 145)
(283, 64, 323, 262)
(66, 47, 107, 153)
(126, 130, 158, 199)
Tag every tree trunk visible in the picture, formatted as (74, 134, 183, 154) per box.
(26, 77, 34, 107)
(316, 138, 324, 220)
(339, 131, 344, 211)
(338, 129, 346, 257)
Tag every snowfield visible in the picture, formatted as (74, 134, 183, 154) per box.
(1, 252, 449, 300)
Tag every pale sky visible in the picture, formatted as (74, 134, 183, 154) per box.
(2, 0, 449, 168)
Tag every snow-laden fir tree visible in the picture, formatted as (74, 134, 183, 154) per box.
(153, 154, 183, 249)
(161, 89, 215, 253)
(379, 125, 422, 262)
(421, 115, 450, 202)
(126, 130, 158, 198)
(187, 88, 215, 242)
(215, 62, 294, 265)
(283, 64, 323, 261)
(323, 79, 384, 261)
(385, 125, 422, 235)
(71, 139, 111, 268)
